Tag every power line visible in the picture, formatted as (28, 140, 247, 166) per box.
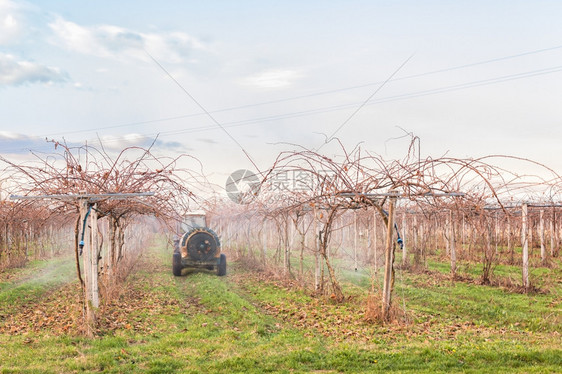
(13, 60, 559, 156)
(40, 44, 562, 139)
(44, 113, 203, 137)
(6, 61, 557, 156)
(364, 64, 562, 104)
(234, 44, 562, 115)
(143, 50, 261, 173)
(77, 62, 562, 146)
(318, 54, 414, 151)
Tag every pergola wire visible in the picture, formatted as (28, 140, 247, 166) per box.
(10, 192, 155, 201)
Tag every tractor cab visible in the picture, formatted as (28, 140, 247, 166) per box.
(181, 212, 206, 230)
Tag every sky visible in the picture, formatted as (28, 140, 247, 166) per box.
(1, 0, 562, 193)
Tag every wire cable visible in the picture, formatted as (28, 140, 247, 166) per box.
(318, 54, 414, 151)
(39, 44, 562, 139)
(20, 61, 562, 154)
(81, 62, 562, 146)
(143, 49, 261, 174)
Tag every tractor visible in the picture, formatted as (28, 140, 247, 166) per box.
(172, 212, 226, 276)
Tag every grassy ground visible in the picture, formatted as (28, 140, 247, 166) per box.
(0, 239, 560, 373)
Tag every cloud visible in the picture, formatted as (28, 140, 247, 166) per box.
(0, 0, 23, 45)
(241, 69, 303, 89)
(0, 132, 60, 155)
(0, 132, 187, 157)
(96, 134, 185, 152)
(197, 138, 218, 145)
(49, 16, 206, 63)
(0, 53, 68, 86)
(155, 139, 186, 150)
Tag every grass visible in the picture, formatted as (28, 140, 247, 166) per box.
(0, 238, 560, 373)
(0, 255, 76, 315)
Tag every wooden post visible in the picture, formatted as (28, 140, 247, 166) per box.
(445, 213, 450, 256)
(105, 217, 112, 282)
(314, 208, 320, 291)
(507, 215, 512, 261)
(413, 215, 418, 265)
(8, 191, 153, 337)
(529, 216, 533, 253)
(367, 213, 372, 263)
(553, 208, 558, 258)
(462, 216, 465, 250)
(381, 193, 397, 321)
(300, 218, 305, 277)
(550, 213, 555, 258)
(450, 210, 456, 277)
(540, 209, 546, 263)
(225, 223, 230, 250)
(261, 221, 267, 264)
(495, 211, 499, 254)
(353, 211, 358, 272)
(401, 212, 407, 266)
(522, 203, 530, 292)
(339, 216, 345, 259)
(90, 203, 99, 308)
(373, 209, 378, 274)
(80, 199, 97, 336)
(24, 221, 29, 260)
(284, 216, 290, 275)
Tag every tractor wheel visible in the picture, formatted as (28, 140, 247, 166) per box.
(217, 254, 227, 276)
(172, 252, 183, 276)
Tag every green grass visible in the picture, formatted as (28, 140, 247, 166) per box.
(0, 255, 76, 315)
(0, 238, 560, 373)
(399, 278, 560, 332)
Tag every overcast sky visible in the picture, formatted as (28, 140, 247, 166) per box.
(1, 0, 562, 189)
